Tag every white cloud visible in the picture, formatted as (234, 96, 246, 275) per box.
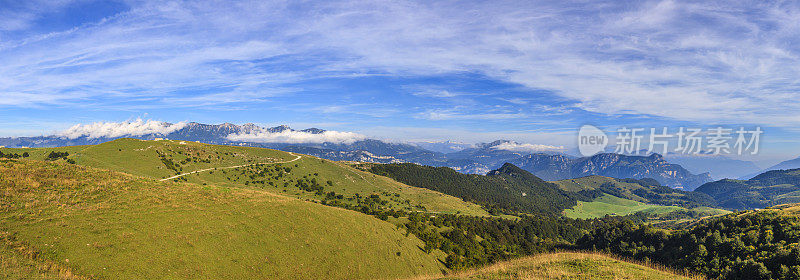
(412, 90, 459, 98)
(2, 0, 800, 126)
(491, 142, 564, 153)
(58, 119, 187, 139)
(226, 130, 366, 144)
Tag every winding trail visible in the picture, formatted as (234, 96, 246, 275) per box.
(160, 153, 302, 181)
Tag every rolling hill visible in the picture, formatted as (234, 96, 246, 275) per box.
(695, 168, 800, 209)
(552, 175, 716, 208)
(0, 159, 450, 279)
(562, 194, 686, 219)
(1, 139, 488, 216)
(579, 202, 800, 279)
(416, 252, 694, 280)
(1, 122, 729, 182)
(365, 162, 586, 215)
(552, 176, 726, 219)
(365, 161, 727, 219)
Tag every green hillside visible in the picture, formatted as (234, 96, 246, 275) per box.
(0, 159, 446, 279)
(563, 194, 686, 219)
(1, 139, 488, 216)
(552, 175, 715, 208)
(365, 162, 587, 215)
(578, 203, 800, 279)
(1, 236, 85, 280)
(419, 252, 693, 280)
(553, 175, 727, 220)
(695, 168, 800, 209)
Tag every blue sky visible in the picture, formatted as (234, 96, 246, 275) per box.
(1, 0, 799, 165)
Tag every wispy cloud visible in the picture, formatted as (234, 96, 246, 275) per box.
(416, 110, 527, 121)
(1, 0, 799, 127)
(226, 129, 366, 144)
(411, 89, 460, 98)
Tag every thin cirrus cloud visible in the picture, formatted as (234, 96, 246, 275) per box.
(416, 109, 528, 121)
(226, 130, 366, 144)
(0, 0, 799, 127)
(57, 119, 188, 139)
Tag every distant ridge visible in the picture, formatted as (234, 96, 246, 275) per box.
(696, 168, 800, 209)
(510, 152, 712, 190)
(0, 122, 717, 188)
(740, 156, 800, 179)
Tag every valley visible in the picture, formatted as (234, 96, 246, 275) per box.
(5, 3, 799, 279)
(1, 140, 798, 280)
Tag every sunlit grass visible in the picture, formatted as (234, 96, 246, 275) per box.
(0, 159, 446, 279)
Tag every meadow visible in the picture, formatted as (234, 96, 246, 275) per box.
(0, 159, 447, 279)
(414, 252, 696, 280)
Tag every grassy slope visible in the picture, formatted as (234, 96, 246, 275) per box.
(552, 175, 656, 202)
(0, 159, 446, 279)
(552, 176, 628, 192)
(555, 176, 729, 219)
(1, 139, 488, 216)
(415, 252, 694, 280)
(1, 230, 87, 280)
(774, 189, 800, 204)
(563, 194, 684, 219)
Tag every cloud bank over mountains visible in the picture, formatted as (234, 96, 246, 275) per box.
(491, 142, 564, 153)
(52, 119, 567, 149)
(58, 119, 187, 139)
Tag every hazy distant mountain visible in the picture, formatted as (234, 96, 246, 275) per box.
(739, 156, 800, 180)
(665, 154, 761, 180)
(278, 139, 449, 166)
(768, 156, 800, 170)
(510, 153, 713, 190)
(696, 168, 800, 209)
(0, 122, 713, 184)
(287, 139, 568, 175)
(410, 140, 474, 153)
(279, 145, 404, 164)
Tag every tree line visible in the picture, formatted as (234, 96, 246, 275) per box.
(577, 209, 800, 279)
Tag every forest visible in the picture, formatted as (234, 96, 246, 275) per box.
(179, 157, 800, 279)
(366, 162, 589, 215)
(577, 208, 800, 279)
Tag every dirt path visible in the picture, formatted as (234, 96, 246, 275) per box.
(160, 153, 302, 181)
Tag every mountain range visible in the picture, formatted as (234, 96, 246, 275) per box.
(664, 154, 762, 180)
(739, 155, 800, 180)
(695, 168, 800, 209)
(510, 153, 712, 190)
(0, 121, 752, 189)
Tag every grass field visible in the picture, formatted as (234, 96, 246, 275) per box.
(551, 176, 632, 192)
(413, 252, 695, 280)
(1, 139, 489, 216)
(552, 175, 663, 203)
(563, 194, 685, 219)
(0, 235, 86, 280)
(0, 159, 448, 279)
